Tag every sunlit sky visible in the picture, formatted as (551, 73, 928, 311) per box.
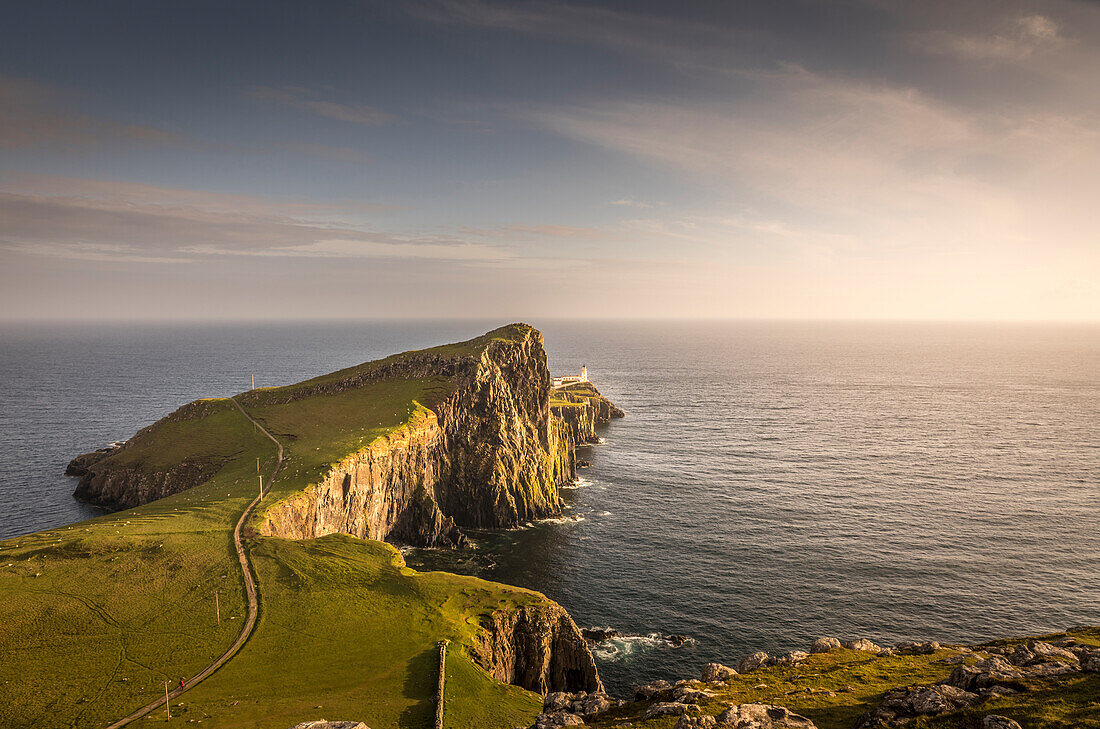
(1, 1, 1098, 320)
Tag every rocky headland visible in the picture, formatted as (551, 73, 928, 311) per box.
(528, 628, 1100, 729)
(64, 324, 619, 700)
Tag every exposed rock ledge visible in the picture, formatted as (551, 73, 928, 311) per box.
(473, 601, 604, 695)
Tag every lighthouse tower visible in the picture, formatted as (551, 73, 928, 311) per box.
(581, 365, 588, 382)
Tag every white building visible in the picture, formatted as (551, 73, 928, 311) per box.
(552, 365, 588, 389)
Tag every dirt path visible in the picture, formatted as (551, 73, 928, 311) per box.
(104, 397, 282, 728)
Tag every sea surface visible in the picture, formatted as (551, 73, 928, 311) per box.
(1, 320, 1098, 696)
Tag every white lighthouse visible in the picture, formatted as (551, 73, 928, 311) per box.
(581, 365, 588, 382)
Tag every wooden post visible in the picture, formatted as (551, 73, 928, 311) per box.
(165, 680, 171, 720)
(435, 640, 448, 729)
(259, 474, 263, 500)
(251, 373, 254, 390)
(215, 591, 220, 625)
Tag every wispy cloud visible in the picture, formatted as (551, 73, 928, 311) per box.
(0, 75, 183, 150)
(0, 177, 509, 264)
(913, 14, 1066, 62)
(246, 85, 396, 126)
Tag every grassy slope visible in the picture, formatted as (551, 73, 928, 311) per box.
(0, 326, 546, 729)
(592, 628, 1100, 729)
(173, 535, 541, 728)
(0, 400, 272, 728)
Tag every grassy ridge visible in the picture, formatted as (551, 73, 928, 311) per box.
(0, 399, 273, 727)
(171, 535, 541, 728)
(0, 326, 548, 728)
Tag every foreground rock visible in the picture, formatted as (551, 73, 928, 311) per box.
(291, 722, 369, 729)
(674, 703, 817, 728)
(701, 662, 738, 682)
(529, 690, 623, 728)
(474, 602, 604, 694)
(856, 685, 982, 727)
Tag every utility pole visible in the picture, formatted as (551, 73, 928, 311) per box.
(259, 474, 263, 500)
(215, 590, 221, 625)
(165, 679, 171, 720)
(251, 373, 254, 390)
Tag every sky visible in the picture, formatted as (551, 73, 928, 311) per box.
(1, 0, 1098, 321)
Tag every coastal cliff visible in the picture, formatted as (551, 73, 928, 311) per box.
(550, 381, 624, 445)
(69, 324, 623, 550)
(70, 398, 242, 511)
(250, 324, 605, 546)
(474, 601, 604, 695)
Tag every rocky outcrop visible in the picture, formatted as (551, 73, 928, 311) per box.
(856, 685, 983, 727)
(256, 326, 594, 546)
(531, 690, 624, 728)
(69, 399, 237, 511)
(472, 601, 603, 695)
(550, 382, 623, 445)
(70, 325, 622, 549)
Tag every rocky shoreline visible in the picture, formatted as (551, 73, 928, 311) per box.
(528, 629, 1100, 728)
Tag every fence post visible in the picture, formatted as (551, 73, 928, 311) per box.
(435, 640, 448, 729)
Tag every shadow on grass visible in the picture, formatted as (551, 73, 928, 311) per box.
(398, 646, 438, 729)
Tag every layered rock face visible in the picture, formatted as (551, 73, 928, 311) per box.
(70, 399, 233, 511)
(257, 409, 469, 547)
(550, 383, 625, 444)
(473, 602, 604, 695)
(71, 325, 621, 551)
(256, 326, 599, 546)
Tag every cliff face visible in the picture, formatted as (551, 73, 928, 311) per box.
(550, 382, 625, 445)
(254, 326, 589, 546)
(256, 409, 468, 547)
(69, 327, 623, 548)
(69, 399, 237, 511)
(473, 601, 604, 695)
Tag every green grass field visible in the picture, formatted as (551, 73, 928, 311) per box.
(0, 327, 548, 729)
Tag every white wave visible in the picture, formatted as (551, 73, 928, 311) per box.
(586, 630, 696, 662)
(597, 510, 612, 517)
(560, 476, 593, 490)
(536, 515, 586, 525)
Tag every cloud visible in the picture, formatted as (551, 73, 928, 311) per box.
(0, 75, 184, 150)
(247, 85, 396, 126)
(913, 13, 1066, 62)
(609, 199, 654, 208)
(0, 177, 510, 264)
(520, 64, 1100, 256)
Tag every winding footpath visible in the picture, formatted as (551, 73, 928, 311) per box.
(105, 397, 283, 729)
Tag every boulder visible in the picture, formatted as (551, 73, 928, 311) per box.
(737, 651, 770, 673)
(675, 716, 719, 729)
(716, 703, 818, 728)
(810, 637, 841, 654)
(532, 712, 584, 728)
(291, 723, 369, 729)
(644, 702, 699, 719)
(982, 716, 1023, 729)
(895, 641, 940, 655)
(1008, 640, 1079, 667)
(947, 656, 1027, 692)
(844, 639, 882, 653)
(856, 684, 981, 727)
(701, 662, 738, 682)
(538, 691, 618, 720)
(635, 679, 673, 701)
(774, 651, 809, 666)
(581, 628, 620, 642)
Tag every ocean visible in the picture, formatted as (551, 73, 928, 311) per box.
(1, 320, 1097, 696)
